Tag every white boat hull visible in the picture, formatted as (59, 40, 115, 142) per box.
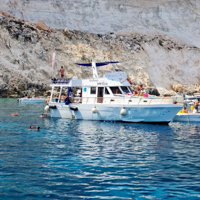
(18, 98, 46, 103)
(173, 113, 200, 122)
(49, 103, 182, 123)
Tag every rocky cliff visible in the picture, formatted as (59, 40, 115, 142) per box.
(0, 11, 200, 97)
(1, 0, 200, 48)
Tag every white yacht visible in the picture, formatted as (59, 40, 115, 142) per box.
(48, 61, 182, 124)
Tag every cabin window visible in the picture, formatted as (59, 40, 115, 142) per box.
(127, 86, 132, 93)
(105, 87, 110, 95)
(110, 87, 122, 94)
(90, 87, 96, 94)
(121, 86, 130, 94)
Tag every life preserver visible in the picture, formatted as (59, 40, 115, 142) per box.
(12, 113, 19, 116)
(127, 78, 132, 85)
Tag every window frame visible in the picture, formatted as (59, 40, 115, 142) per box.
(110, 86, 122, 95)
(90, 87, 97, 95)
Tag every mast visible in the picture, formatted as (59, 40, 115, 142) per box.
(112, 63, 117, 71)
(92, 62, 98, 78)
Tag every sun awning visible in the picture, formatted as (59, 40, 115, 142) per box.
(74, 61, 119, 67)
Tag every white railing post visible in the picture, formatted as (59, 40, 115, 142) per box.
(58, 86, 62, 103)
(50, 86, 54, 103)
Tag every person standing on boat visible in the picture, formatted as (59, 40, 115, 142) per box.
(46, 96, 50, 105)
(59, 66, 65, 78)
(193, 100, 199, 113)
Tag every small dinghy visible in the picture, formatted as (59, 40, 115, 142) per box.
(18, 90, 46, 103)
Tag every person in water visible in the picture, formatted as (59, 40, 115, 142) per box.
(59, 66, 65, 78)
(40, 113, 47, 117)
(36, 126, 40, 131)
(29, 125, 33, 130)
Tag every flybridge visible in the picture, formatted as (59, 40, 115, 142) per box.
(51, 61, 130, 87)
(74, 61, 120, 78)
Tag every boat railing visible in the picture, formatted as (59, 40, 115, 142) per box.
(51, 78, 71, 84)
(50, 96, 179, 105)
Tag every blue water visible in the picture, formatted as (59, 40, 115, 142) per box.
(0, 99, 200, 199)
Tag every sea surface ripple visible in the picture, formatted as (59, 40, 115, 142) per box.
(0, 99, 200, 199)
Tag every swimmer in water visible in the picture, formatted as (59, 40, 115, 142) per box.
(40, 114, 47, 117)
(29, 125, 33, 130)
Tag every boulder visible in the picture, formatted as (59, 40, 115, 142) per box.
(63, 28, 73, 38)
(156, 87, 175, 97)
(36, 20, 50, 31)
(146, 87, 160, 96)
(172, 83, 186, 93)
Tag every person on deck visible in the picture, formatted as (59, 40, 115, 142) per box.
(115, 88, 119, 94)
(59, 66, 65, 78)
(60, 95, 66, 103)
(193, 100, 199, 113)
(137, 84, 143, 93)
(133, 90, 139, 96)
(181, 107, 188, 113)
(46, 96, 50, 105)
(55, 94, 59, 102)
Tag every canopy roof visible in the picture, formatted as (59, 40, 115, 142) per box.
(74, 61, 119, 67)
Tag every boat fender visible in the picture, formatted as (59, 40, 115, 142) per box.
(120, 108, 127, 116)
(70, 106, 78, 111)
(49, 105, 57, 109)
(92, 107, 98, 114)
(44, 105, 50, 111)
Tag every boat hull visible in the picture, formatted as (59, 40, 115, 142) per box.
(173, 113, 200, 122)
(18, 98, 45, 103)
(49, 103, 182, 123)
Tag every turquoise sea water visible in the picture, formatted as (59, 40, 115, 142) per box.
(0, 99, 200, 199)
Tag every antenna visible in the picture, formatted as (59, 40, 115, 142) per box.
(112, 63, 117, 71)
(92, 62, 98, 78)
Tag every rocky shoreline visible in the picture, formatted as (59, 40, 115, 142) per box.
(0, 11, 200, 98)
